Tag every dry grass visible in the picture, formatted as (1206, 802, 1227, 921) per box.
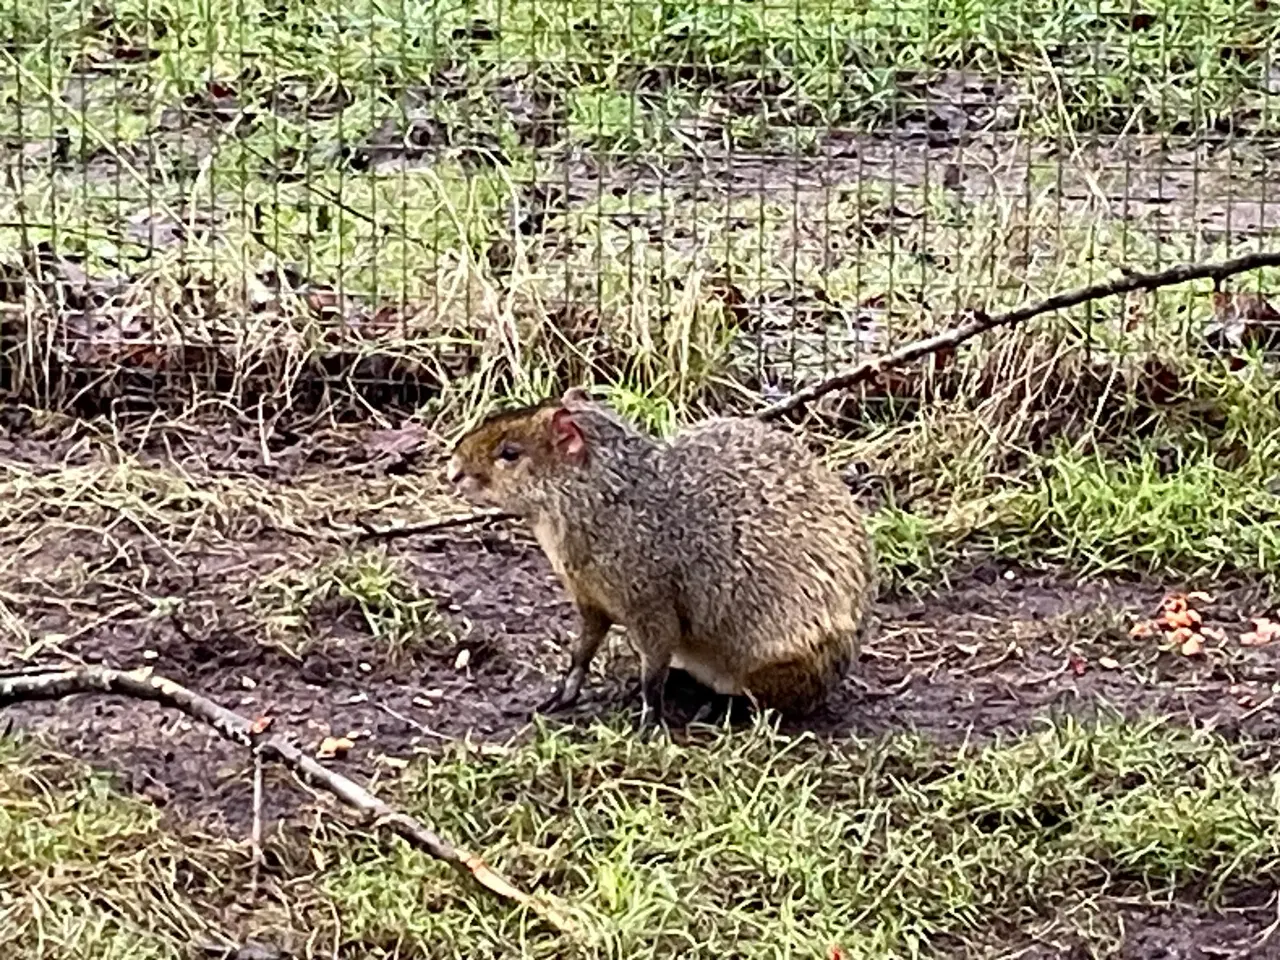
(254, 545, 455, 661)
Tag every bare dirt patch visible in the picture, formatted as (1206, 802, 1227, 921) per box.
(936, 887, 1280, 959)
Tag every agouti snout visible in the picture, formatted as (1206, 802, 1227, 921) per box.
(448, 387, 876, 731)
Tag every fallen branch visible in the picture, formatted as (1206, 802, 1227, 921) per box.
(249, 746, 265, 897)
(355, 508, 514, 542)
(756, 249, 1280, 421)
(0, 665, 580, 937)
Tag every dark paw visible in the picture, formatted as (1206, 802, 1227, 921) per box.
(534, 686, 573, 716)
(688, 701, 720, 726)
(533, 668, 585, 717)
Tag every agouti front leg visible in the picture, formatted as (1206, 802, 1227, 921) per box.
(632, 611, 679, 734)
(536, 604, 612, 715)
(636, 652, 670, 734)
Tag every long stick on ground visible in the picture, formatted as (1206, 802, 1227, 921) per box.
(0, 665, 579, 937)
(354, 508, 514, 541)
(755, 250, 1280, 422)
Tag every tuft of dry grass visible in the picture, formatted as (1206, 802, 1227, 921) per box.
(254, 546, 455, 661)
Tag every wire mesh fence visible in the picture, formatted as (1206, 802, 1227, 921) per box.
(3, 0, 1279, 428)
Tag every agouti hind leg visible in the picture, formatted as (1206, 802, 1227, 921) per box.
(536, 604, 612, 716)
(689, 693, 749, 727)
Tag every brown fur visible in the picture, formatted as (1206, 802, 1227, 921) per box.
(447, 389, 876, 726)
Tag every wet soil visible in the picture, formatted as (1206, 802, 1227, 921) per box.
(6, 520, 1280, 815)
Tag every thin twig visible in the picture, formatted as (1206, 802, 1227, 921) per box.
(1247, 891, 1280, 956)
(250, 746, 265, 897)
(355, 509, 514, 542)
(959, 640, 1021, 676)
(756, 250, 1280, 421)
(0, 665, 580, 937)
(847, 672, 916, 699)
(377, 700, 457, 742)
(1238, 693, 1277, 724)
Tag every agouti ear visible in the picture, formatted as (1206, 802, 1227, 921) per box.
(549, 408, 586, 464)
(561, 386, 592, 406)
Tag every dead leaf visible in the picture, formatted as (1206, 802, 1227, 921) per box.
(317, 736, 355, 759)
(1129, 620, 1157, 639)
(1240, 616, 1280, 647)
(1206, 290, 1280, 352)
(363, 423, 427, 461)
(707, 275, 750, 326)
(302, 284, 343, 319)
(454, 648, 471, 671)
(1139, 357, 1185, 405)
(1187, 591, 1215, 605)
(1163, 607, 1201, 629)
(1180, 633, 1205, 657)
(1098, 656, 1121, 670)
(1201, 626, 1227, 643)
(1069, 655, 1088, 676)
(828, 946, 845, 960)
(249, 715, 273, 736)
(955, 642, 980, 656)
(1213, 290, 1280, 323)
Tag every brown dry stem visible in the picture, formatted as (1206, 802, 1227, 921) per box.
(355, 508, 515, 541)
(757, 250, 1280, 421)
(0, 664, 581, 938)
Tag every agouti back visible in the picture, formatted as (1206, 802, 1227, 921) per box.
(446, 388, 876, 727)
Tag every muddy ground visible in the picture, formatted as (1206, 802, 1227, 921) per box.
(10, 521, 1280, 818)
(10, 522, 1280, 814)
(2, 426, 1280, 958)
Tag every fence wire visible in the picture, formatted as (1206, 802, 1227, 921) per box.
(2, 0, 1278, 426)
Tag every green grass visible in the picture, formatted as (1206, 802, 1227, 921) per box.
(0, 739, 230, 958)
(6, 718, 1280, 958)
(256, 546, 456, 659)
(868, 449, 1280, 591)
(7, 0, 1277, 151)
(995, 445, 1280, 577)
(865, 438, 1280, 592)
(852, 353, 1280, 591)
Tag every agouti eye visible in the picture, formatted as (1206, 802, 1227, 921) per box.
(496, 443, 522, 463)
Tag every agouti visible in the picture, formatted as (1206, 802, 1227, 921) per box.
(446, 388, 876, 729)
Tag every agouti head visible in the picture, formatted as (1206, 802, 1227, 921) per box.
(447, 387, 627, 515)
